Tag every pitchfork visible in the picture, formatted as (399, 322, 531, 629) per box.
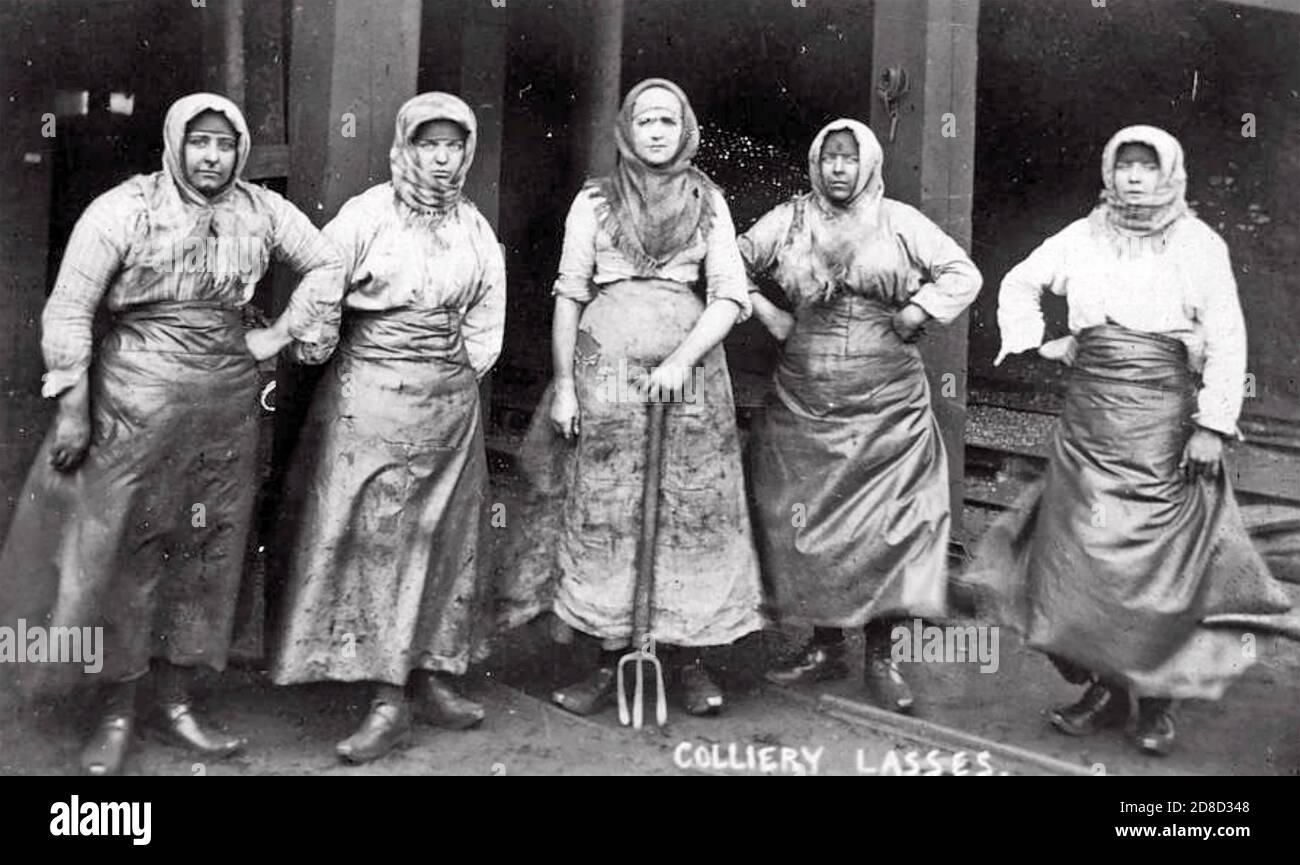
(618, 398, 669, 729)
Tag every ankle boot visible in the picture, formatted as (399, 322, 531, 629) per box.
(412, 672, 484, 730)
(81, 682, 138, 776)
(552, 651, 620, 716)
(1133, 698, 1176, 756)
(1049, 679, 1129, 737)
(336, 686, 411, 764)
(147, 662, 246, 757)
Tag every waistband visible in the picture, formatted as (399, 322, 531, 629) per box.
(1071, 324, 1194, 392)
(341, 307, 468, 363)
(107, 301, 250, 356)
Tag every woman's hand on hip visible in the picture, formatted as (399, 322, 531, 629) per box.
(768, 308, 795, 343)
(892, 303, 929, 343)
(551, 379, 581, 439)
(244, 325, 292, 362)
(1037, 335, 1078, 366)
(1180, 428, 1224, 482)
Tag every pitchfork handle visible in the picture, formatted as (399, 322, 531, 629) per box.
(632, 400, 668, 649)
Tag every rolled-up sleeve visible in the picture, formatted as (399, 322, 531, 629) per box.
(269, 190, 344, 365)
(1192, 233, 1247, 438)
(895, 204, 982, 326)
(995, 232, 1069, 365)
(40, 193, 127, 398)
(552, 190, 598, 303)
(737, 203, 791, 286)
(702, 190, 752, 322)
(463, 227, 507, 379)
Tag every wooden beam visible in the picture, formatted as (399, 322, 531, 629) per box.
(287, 0, 422, 222)
(871, 0, 980, 536)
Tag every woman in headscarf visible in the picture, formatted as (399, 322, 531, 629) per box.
(0, 93, 342, 775)
(738, 119, 982, 712)
(966, 125, 1300, 754)
(270, 93, 505, 764)
(498, 78, 764, 716)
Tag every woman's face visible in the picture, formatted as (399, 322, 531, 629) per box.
(413, 119, 467, 179)
(183, 110, 238, 196)
(819, 130, 860, 203)
(1113, 142, 1160, 200)
(630, 87, 684, 166)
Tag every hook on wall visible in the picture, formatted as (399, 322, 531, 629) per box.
(876, 66, 909, 142)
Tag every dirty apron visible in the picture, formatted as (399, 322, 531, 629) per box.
(271, 307, 488, 685)
(500, 279, 764, 648)
(0, 301, 261, 697)
(965, 324, 1300, 699)
(749, 293, 950, 628)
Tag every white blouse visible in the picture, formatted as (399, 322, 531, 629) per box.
(996, 215, 1248, 437)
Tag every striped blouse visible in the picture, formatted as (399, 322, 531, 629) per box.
(40, 171, 343, 398)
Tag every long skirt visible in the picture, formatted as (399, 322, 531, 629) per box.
(498, 279, 764, 648)
(748, 294, 950, 628)
(964, 324, 1300, 700)
(0, 301, 261, 698)
(271, 308, 488, 686)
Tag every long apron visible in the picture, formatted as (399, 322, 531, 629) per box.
(0, 301, 261, 698)
(748, 294, 950, 628)
(965, 324, 1300, 699)
(271, 307, 489, 686)
(498, 279, 764, 648)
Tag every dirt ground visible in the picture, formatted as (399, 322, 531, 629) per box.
(2, 459, 1297, 777)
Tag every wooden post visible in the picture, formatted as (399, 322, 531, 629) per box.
(199, 0, 245, 106)
(459, 2, 509, 233)
(574, 0, 624, 182)
(287, 0, 422, 220)
(870, 0, 980, 538)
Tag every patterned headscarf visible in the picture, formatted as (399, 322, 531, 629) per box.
(389, 92, 477, 223)
(798, 118, 886, 302)
(588, 78, 716, 272)
(1089, 125, 1190, 256)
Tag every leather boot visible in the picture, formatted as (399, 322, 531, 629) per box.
(336, 693, 411, 764)
(863, 621, 914, 713)
(81, 715, 135, 776)
(1133, 698, 1176, 756)
(412, 672, 484, 730)
(1049, 680, 1129, 737)
(863, 657, 915, 713)
(81, 680, 138, 776)
(766, 641, 850, 685)
(150, 701, 248, 758)
(552, 654, 619, 716)
(676, 660, 724, 716)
